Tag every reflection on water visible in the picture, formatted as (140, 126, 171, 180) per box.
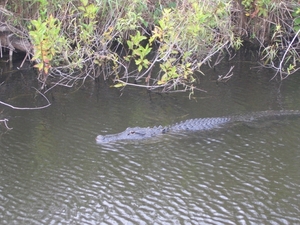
(1, 63, 300, 224)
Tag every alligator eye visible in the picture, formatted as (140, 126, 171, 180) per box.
(162, 128, 169, 134)
(128, 131, 135, 135)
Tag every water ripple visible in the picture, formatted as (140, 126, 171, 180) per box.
(2, 106, 300, 224)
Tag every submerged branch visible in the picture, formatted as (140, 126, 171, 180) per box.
(0, 88, 51, 110)
(217, 66, 234, 82)
(0, 118, 12, 130)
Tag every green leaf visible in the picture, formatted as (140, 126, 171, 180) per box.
(31, 19, 40, 28)
(127, 40, 133, 50)
(135, 58, 142, 65)
(111, 82, 126, 88)
(144, 44, 152, 55)
(81, 0, 88, 7)
(294, 17, 300, 26)
(157, 80, 166, 85)
(33, 62, 44, 71)
(294, 25, 300, 32)
(158, 74, 169, 84)
(142, 59, 150, 66)
(78, 6, 85, 12)
(138, 64, 143, 72)
(86, 4, 98, 15)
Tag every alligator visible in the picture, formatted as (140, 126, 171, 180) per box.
(96, 110, 300, 144)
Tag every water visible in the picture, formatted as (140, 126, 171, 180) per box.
(1, 60, 300, 224)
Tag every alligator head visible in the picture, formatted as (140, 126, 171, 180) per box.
(96, 126, 168, 144)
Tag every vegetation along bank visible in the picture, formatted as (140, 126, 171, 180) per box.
(0, 0, 300, 94)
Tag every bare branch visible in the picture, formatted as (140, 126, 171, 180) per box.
(0, 118, 12, 130)
(0, 87, 51, 110)
(217, 66, 235, 82)
(277, 28, 300, 80)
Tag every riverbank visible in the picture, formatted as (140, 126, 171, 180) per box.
(1, 0, 300, 93)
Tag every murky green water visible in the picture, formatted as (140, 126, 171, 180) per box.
(1, 61, 300, 224)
